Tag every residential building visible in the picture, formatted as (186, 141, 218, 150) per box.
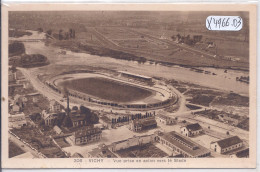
(41, 110, 65, 126)
(50, 99, 61, 112)
(87, 144, 117, 158)
(26, 92, 41, 103)
(8, 112, 27, 129)
(8, 71, 17, 83)
(155, 131, 211, 158)
(157, 114, 176, 125)
(180, 123, 203, 137)
(110, 134, 155, 152)
(210, 136, 243, 154)
(70, 113, 88, 127)
(14, 94, 28, 105)
(71, 126, 102, 145)
(129, 116, 157, 132)
(11, 104, 21, 113)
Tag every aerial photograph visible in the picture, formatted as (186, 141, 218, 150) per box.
(8, 11, 249, 159)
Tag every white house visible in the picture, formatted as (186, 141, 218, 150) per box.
(210, 136, 243, 154)
(157, 114, 176, 125)
(180, 123, 203, 137)
(41, 110, 59, 126)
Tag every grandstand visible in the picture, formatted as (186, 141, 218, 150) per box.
(119, 71, 152, 83)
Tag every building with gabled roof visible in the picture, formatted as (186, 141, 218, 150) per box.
(41, 109, 66, 126)
(70, 113, 88, 127)
(180, 123, 203, 137)
(155, 131, 211, 158)
(157, 114, 176, 125)
(129, 116, 157, 132)
(210, 136, 243, 154)
(49, 99, 61, 112)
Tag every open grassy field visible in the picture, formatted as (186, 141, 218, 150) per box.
(9, 140, 25, 158)
(59, 77, 153, 103)
(96, 27, 141, 40)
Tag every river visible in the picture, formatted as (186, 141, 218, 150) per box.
(14, 30, 249, 96)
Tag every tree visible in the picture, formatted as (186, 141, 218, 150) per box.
(72, 29, 76, 39)
(59, 29, 63, 40)
(37, 28, 43, 32)
(69, 29, 73, 38)
(46, 29, 52, 36)
(171, 35, 176, 41)
(9, 42, 25, 56)
(226, 131, 230, 135)
(72, 106, 78, 111)
(80, 105, 99, 125)
(90, 113, 99, 124)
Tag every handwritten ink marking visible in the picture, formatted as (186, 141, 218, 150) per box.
(206, 16, 243, 31)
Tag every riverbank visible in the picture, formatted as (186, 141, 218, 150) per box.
(49, 39, 249, 72)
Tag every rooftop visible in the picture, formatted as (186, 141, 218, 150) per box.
(184, 123, 202, 131)
(158, 131, 210, 157)
(235, 148, 249, 158)
(133, 117, 157, 127)
(26, 92, 41, 97)
(74, 126, 102, 138)
(119, 71, 152, 79)
(70, 113, 86, 122)
(215, 136, 243, 149)
(50, 99, 60, 106)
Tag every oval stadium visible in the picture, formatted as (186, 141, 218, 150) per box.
(47, 71, 178, 111)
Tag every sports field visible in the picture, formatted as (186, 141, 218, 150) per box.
(59, 77, 153, 103)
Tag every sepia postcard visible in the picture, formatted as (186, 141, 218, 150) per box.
(1, 3, 257, 168)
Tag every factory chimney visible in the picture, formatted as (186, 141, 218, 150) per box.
(67, 91, 70, 116)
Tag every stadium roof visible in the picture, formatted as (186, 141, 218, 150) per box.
(118, 71, 152, 79)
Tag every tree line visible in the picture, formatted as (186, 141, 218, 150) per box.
(111, 112, 155, 124)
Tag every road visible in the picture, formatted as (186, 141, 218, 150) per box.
(9, 132, 44, 158)
(18, 68, 179, 114)
(18, 68, 78, 108)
